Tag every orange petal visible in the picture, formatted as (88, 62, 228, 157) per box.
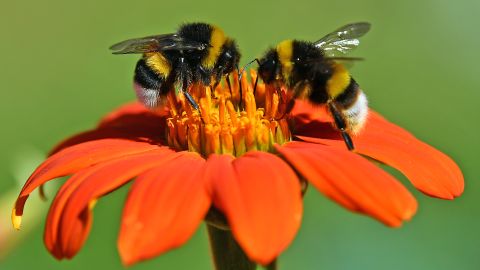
(51, 102, 167, 154)
(356, 112, 464, 199)
(118, 152, 208, 266)
(290, 100, 330, 127)
(44, 167, 93, 258)
(12, 139, 160, 229)
(276, 141, 417, 227)
(97, 102, 168, 128)
(207, 152, 303, 265)
(44, 148, 178, 259)
(292, 101, 464, 200)
(49, 129, 162, 156)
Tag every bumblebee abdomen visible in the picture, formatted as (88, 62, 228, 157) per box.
(134, 58, 169, 109)
(334, 78, 368, 134)
(144, 52, 171, 78)
(326, 62, 351, 98)
(335, 78, 359, 109)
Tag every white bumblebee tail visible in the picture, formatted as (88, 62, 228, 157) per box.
(344, 90, 368, 134)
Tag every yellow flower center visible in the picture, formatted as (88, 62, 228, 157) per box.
(165, 71, 292, 157)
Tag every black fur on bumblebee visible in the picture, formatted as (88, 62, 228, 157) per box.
(255, 22, 371, 150)
(110, 23, 241, 111)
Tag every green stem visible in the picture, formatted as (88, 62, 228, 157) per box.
(207, 224, 257, 270)
(265, 260, 277, 270)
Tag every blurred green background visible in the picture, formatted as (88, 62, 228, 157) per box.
(1, 0, 479, 269)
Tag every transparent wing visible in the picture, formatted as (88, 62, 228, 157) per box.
(109, 33, 208, 54)
(314, 22, 371, 57)
(326, 56, 364, 69)
(304, 56, 364, 69)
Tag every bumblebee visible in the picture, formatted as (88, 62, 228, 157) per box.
(110, 23, 241, 110)
(256, 22, 371, 150)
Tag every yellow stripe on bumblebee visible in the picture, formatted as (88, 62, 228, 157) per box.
(202, 26, 227, 68)
(145, 52, 171, 77)
(327, 62, 351, 98)
(276, 40, 294, 83)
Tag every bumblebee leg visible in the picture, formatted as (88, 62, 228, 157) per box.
(274, 99, 295, 121)
(276, 86, 285, 116)
(209, 86, 216, 99)
(183, 91, 199, 111)
(211, 72, 222, 93)
(273, 88, 296, 120)
(226, 74, 232, 96)
(285, 99, 296, 115)
(328, 103, 355, 151)
(253, 75, 259, 96)
(236, 65, 244, 109)
(179, 70, 200, 111)
(210, 83, 218, 100)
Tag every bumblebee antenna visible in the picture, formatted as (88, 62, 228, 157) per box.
(238, 58, 261, 78)
(237, 59, 262, 106)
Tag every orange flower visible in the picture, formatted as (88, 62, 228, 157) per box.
(12, 71, 463, 266)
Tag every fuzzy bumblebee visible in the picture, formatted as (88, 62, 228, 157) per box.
(257, 22, 371, 150)
(110, 23, 241, 110)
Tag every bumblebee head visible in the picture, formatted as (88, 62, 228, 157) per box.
(216, 39, 241, 75)
(258, 49, 279, 84)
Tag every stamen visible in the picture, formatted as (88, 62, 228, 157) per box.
(226, 101, 238, 127)
(165, 70, 292, 157)
(187, 123, 201, 153)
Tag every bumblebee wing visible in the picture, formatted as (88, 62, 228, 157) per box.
(304, 56, 364, 69)
(326, 56, 364, 69)
(109, 33, 208, 54)
(314, 22, 371, 56)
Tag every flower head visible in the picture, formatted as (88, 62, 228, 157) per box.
(12, 70, 463, 266)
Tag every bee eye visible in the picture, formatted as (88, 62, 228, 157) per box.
(258, 58, 277, 83)
(320, 67, 331, 74)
